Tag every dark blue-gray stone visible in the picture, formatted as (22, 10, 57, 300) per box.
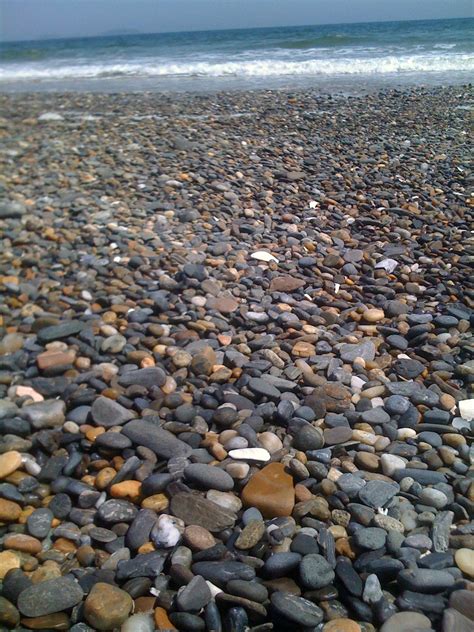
(17, 576, 84, 616)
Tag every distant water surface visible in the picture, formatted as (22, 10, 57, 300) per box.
(0, 18, 472, 92)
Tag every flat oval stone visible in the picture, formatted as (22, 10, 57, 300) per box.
(271, 592, 323, 627)
(170, 492, 236, 532)
(228, 448, 270, 462)
(184, 463, 234, 491)
(18, 576, 84, 617)
(122, 419, 192, 458)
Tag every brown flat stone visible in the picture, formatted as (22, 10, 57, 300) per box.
(21, 613, 70, 630)
(207, 296, 239, 313)
(241, 462, 295, 519)
(84, 582, 133, 630)
(270, 276, 305, 292)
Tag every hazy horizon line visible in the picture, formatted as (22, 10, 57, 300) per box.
(1, 14, 471, 45)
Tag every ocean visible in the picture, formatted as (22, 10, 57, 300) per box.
(0, 18, 472, 92)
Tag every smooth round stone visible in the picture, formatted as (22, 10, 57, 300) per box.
(0, 595, 20, 628)
(0, 451, 22, 479)
(17, 576, 84, 617)
(84, 582, 133, 630)
(271, 592, 324, 627)
(323, 619, 361, 632)
(403, 534, 432, 551)
(97, 499, 138, 523)
(363, 308, 385, 323)
(398, 569, 455, 593)
(0, 550, 21, 579)
(299, 554, 335, 589)
(354, 527, 387, 550)
(227, 579, 268, 603)
(264, 552, 302, 578)
(26, 508, 53, 539)
(380, 454, 406, 477)
(455, 549, 474, 579)
(360, 407, 390, 425)
(206, 490, 242, 513)
(380, 611, 432, 632)
(419, 488, 448, 509)
(184, 463, 234, 492)
(258, 432, 283, 454)
(95, 432, 132, 450)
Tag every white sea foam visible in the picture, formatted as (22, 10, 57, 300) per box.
(0, 53, 472, 82)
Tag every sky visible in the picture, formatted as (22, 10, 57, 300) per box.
(0, 0, 471, 41)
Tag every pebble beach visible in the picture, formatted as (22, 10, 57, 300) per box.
(0, 85, 473, 632)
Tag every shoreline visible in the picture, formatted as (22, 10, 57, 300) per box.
(0, 84, 473, 632)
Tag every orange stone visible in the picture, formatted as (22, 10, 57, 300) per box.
(154, 607, 177, 630)
(323, 618, 361, 632)
(110, 480, 141, 502)
(3, 534, 42, 554)
(0, 498, 22, 522)
(241, 462, 295, 519)
(0, 550, 20, 579)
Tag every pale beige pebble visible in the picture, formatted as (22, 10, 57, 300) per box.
(44, 341, 68, 351)
(374, 436, 391, 451)
(327, 467, 343, 482)
(272, 536, 292, 553)
(63, 421, 80, 433)
(228, 448, 270, 462)
(100, 324, 118, 336)
(9, 386, 44, 402)
(328, 525, 347, 540)
(258, 432, 283, 454)
(0, 451, 23, 479)
(363, 308, 385, 323)
(0, 550, 20, 579)
(219, 430, 238, 444)
(397, 428, 417, 440)
(0, 332, 24, 355)
(225, 462, 250, 479)
(75, 356, 91, 370)
(161, 376, 177, 395)
(96, 362, 119, 381)
(352, 430, 378, 446)
(360, 385, 385, 399)
(206, 490, 242, 513)
(455, 548, 474, 579)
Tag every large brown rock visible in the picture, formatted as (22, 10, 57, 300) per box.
(270, 276, 306, 292)
(241, 463, 295, 518)
(84, 582, 132, 630)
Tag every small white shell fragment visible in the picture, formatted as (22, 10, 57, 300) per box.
(375, 258, 398, 273)
(459, 399, 474, 421)
(228, 448, 271, 462)
(251, 250, 279, 263)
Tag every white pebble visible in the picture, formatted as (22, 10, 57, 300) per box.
(251, 250, 279, 263)
(121, 614, 154, 632)
(228, 448, 271, 462)
(459, 399, 474, 421)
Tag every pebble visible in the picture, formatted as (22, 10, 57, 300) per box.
(0, 451, 22, 479)
(454, 549, 474, 579)
(241, 462, 295, 518)
(84, 582, 133, 630)
(17, 577, 84, 617)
